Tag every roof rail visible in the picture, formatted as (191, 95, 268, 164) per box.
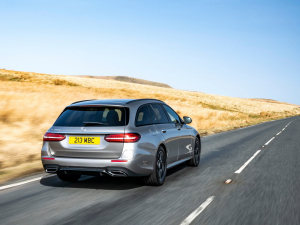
(71, 99, 96, 105)
(126, 99, 164, 104)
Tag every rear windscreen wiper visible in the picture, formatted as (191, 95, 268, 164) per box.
(83, 122, 108, 126)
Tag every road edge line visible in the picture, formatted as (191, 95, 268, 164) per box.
(0, 174, 56, 191)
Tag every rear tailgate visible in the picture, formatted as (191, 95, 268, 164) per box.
(48, 126, 125, 159)
(47, 105, 129, 159)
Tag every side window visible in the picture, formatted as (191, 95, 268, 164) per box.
(162, 105, 181, 124)
(135, 105, 152, 126)
(150, 104, 169, 124)
(148, 105, 159, 124)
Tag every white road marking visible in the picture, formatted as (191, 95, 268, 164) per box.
(0, 174, 56, 191)
(276, 131, 282, 136)
(265, 137, 275, 146)
(180, 196, 215, 225)
(235, 150, 261, 174)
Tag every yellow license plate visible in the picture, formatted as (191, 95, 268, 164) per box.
(69, 137, 100, 145)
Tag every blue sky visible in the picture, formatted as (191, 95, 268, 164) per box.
(1, 0, 299, 104)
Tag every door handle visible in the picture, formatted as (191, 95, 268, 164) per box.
(162, 129, 166, 133)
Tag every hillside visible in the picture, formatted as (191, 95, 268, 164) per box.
(75, 75, 172, 88)
(0, 68, 299, 183)
(249, 98, 299, 107)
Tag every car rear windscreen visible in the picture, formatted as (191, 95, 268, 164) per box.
(53, 107, 129, 127)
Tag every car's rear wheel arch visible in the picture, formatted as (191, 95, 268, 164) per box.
(143, 144, 167, 186)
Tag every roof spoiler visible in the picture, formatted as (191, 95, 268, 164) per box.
(71, 99, 96, 105)
(126, 99, 164, 104)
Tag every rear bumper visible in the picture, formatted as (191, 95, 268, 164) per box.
(41, 156, 154, 177)
(43, 164, 143, 177)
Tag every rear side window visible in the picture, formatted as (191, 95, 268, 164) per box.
(53, 107, 129, 127)
(162, 105, 181, 124)
(150, 104, 169, 124)
(135, 105, 152, 126)
(148, 105, 159, 124)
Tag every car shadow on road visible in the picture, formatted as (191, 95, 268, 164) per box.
(40, 175, 144, 190)
(166, 162, 188, 177)
(40, 163, 189, 190)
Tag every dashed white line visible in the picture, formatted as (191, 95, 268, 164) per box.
(265, 137, 275, 146)
(180, 196, 215, 225)
(235, 150, 261, 174)
(0, 174, 56, 191)
(276, 131, 282, 136)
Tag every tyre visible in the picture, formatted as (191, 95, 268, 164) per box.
(57, 171, 81, 181)
(187, 137, 201, 167)
(143, 146, 167, 186)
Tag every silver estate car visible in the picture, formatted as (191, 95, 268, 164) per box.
(41, 99, 201, 186)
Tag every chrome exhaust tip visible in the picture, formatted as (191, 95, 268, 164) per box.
(107, 170, 127, 177)
(45, 167, 58, 173)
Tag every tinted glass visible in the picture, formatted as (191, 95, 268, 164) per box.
(162, 105, 181, 124)
(148, 105, 159, 124)
(135, 105, 152, 126)
(54, 107, 128, 126)
(150, 104, 169, 124)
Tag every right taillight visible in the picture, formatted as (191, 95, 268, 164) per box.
(43, 132, 66, 141)
(104, 133, 141, 143)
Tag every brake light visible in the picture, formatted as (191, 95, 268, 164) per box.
(43, 132, 66, 141)
(104, 133, 141, 143)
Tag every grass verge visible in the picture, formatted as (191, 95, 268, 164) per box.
(0, 161, 44, 184)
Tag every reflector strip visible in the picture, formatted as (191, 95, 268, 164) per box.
(111, 160, 128, 162)
(43, 157, 55, 160)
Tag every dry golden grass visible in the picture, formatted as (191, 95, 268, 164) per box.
(76, 75, 172, 88)
(0, 69, 299, 183)
(249, 98, 299, 106)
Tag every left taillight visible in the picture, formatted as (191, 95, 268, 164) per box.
(104, 133, 141, 143)
(43, 132, 66, 141)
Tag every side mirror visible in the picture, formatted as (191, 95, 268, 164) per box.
(183, 116, 192, 124)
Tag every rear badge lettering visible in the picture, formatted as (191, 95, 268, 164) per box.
(48, 129, 60, 132)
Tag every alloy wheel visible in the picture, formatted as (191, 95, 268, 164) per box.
(194, 139, 200, 165)
(156, 150, 166, 182)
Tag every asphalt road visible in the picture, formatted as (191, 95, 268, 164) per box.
(1, 117, 299, 225)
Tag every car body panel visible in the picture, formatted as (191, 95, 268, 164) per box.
(153, 123, 179, 164)
(177, 124, 194, 160)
